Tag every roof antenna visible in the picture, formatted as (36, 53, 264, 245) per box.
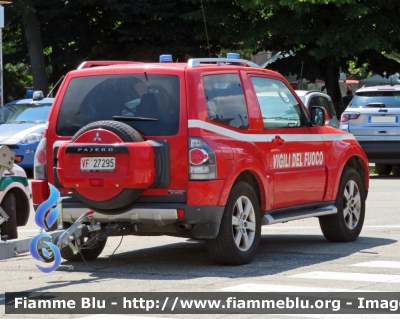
(200, 0, 211, 58)
(299, 61, 304, 90)
(47, 75, 65, 98)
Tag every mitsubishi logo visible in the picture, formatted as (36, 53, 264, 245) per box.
(93, 132, 102, 141)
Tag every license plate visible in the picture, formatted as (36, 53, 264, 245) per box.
(368, 116, 398, 123)
(80, 157, 116, 171)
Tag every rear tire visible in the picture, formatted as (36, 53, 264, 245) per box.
(207, 181, 261, 265)
(0, 193, 18, 240)
(375, 163, 392, 176)
(60, 237, 107, 262)
(71, 121, 145, 210)
(319, 167, 365, 242)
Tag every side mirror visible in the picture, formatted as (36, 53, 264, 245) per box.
(310, 106, 329, 126)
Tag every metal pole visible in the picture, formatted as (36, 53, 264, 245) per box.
(0, 5, 3, 107)
(0, 25, 3, 107)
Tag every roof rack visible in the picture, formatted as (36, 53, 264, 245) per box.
(305, 90, 322, 95)
(187, 58, 261, 68)
(77, 61, 142, 69)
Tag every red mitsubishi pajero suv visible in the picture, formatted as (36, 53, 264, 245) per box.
(31, 56, 369, 265)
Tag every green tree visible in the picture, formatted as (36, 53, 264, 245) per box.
(33, 0, 216, 87)
(235, 0, 400, 111)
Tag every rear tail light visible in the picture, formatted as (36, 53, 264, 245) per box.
(189, 137, 217, 180)
(34, 137, 47, 180)
(177, 209, 185, 219)
(341, 112, 360, 123)
(89, 178, 104, 187)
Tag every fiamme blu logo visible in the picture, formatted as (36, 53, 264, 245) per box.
(29, 183, 62, 273)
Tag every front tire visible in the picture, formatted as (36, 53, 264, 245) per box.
(207, 181, 261, 265)
(319, 167, 366, 242)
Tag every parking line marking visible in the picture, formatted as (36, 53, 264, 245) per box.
(290, 271, 400, 283)
(78, 315, 165, 319)
(219, 283, 373, 292)
(351, 261, 400, 269)
(277, 315, 400, 318)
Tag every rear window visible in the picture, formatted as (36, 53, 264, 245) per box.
(56, 74, 180, 136)
(350, 91, 400, 108)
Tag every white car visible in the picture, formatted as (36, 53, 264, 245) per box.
(0, 146, 31, 240)
(340, 85, 400, 175)
(295, 90, 340, 129)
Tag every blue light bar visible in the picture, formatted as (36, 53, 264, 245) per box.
(227, 52, 240, 59)
(159, 54, 173, 63)
(26, 89, 34, 98)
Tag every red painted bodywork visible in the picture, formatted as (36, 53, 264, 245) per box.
(31, 61, 369, 213)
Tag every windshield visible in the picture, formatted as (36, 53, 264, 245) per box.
(350, 91, 400, 108)
(0, 103, 52, 123)
(56, 74, 180, 136)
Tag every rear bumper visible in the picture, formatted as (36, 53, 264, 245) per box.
(34, 201, 224, 239)
(358, 141, 400, 164)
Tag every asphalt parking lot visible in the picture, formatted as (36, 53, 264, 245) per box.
(1, 173, 400, 319)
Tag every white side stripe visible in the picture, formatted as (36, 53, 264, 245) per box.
(188, 119, 269, 142)
(188, 120, 355, 142)
(351, 261, 400, 269)
(290, 271, 400, 283)
(323, 134, 356, 141)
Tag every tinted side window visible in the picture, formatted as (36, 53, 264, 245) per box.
(56, 74, 180, 136)
(203, 74, 249, 129)
(251, 77, 304, 128)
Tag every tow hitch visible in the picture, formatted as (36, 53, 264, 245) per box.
(54, 210, 102, 254)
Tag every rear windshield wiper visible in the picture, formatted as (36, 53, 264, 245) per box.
(366, 103, 386, 107)
(113, 116, 158, 121)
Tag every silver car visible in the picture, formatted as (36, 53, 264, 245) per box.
(340, 85, 400, 175)
(295, 90, 340, 128)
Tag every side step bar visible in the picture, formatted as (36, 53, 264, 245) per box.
(261, 205, 337, 225)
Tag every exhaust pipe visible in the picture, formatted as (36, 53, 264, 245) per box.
(177, 223, 193, 230)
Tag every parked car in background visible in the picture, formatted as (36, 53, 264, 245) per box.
(295, 90, 340, 128)
(0, 145, 31, 240)
(340, 85, 400, 175)
(0, 92, 53, 171)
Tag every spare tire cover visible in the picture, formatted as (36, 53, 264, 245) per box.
(70, 120, 145, 211)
